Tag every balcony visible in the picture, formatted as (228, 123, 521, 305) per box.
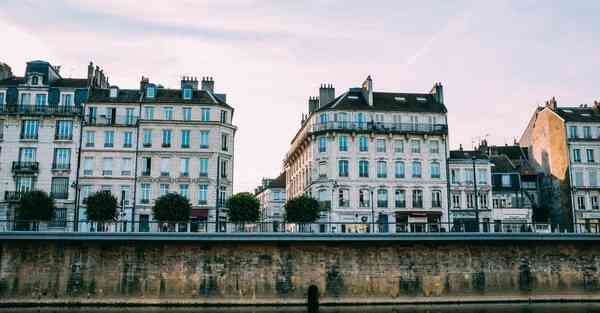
(52, 163, 71, 171)
(54, 134, 73, 141)
(85, 114, 137, 127)
(4, 191, 23, 202)
(0, 105, 82, 116)
(311, 122, 448, 136)
(319, 201, 331, 210)
(51, 192, 69, 200)
(12, 161, 39, 173)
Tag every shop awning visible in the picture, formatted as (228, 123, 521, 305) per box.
(191, 209, 208, 218)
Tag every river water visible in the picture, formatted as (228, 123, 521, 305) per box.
(3, 304, 600, 313)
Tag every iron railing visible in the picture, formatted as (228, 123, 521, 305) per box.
(12, 161, 39, 172)
(0, 105, 82, 115)
(85, 114, 137, 126)
(311, 122, 448, 135)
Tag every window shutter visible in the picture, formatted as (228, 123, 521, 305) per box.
(74, 88, 88, 106)
(6, 87, 17, 105)
(48, 87, 60, 106)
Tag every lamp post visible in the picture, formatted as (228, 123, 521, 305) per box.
(370, 188, 375, 233)
(472, 156, 479, 231)
(330, 181, 339, 233)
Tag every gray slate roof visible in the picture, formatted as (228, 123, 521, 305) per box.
(316, 90, 447, 113)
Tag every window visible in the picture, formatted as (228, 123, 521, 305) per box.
(109, 87, 118, 98)
(319, 137, 327, 153)
(142, 157, 151, 176)
(395, 161, 405, 178)
(376, 139, 386, 153)
(467, 193, 475, 208)
(587, 149, 595, 163)
(51, 178, 69, 199)
(501, 174, 511, 187)
(163, 107, 173, 120)
(104, 131, 114, 147)
(21, 120, 39, 139)
(159, 183, 169, 196)
(430, 162, 441, 178)
(478, 169, 487, 184)
(180, 158, 190, 176)
(359, 189, 370, 208)
(575, 171, 584, 187)
(377, 160, 387, 178)
(220, 110, 228, 123)
(160, 158, 170, 176)
(121, 158, 132, 176)
(85, 131, 95, 147)
(181, 130, 190, 148)
(19, 147, 36, 162)
(141, 184, 151, 204)
(31, 76, 39, 85)
(52, 148, 71, 169)
(179, 184, 189, 199)
(479, 192, 488, 209)
(577, 196, 586, 210)
(123, 132, 133, 148)
(183, 88, 192, 100)
(377, 189, 388, 208)
(432, 190, 442, 208)
(102, 158, 113, 176)
(142, 129, 152, 147)
(146, 86, 156, 98)
(55, 120, 73, 140)
(395, 190, 406, 208)
(592, 196, 599, 210)
(35, 94, 46, 106)
(220, 159, 228, 178)
(412, 161, 422, 178)
(120, 186, 131, 207)
(198, 184, 208, 205)
(15, 176, 33, 192)
(338, 135, 348, 152)
(338, 189, 349, 207)
(0, 92, 4, 105)
(451, 169, 460, 184)
(394, 139, 404, 153)
(359, 160, 369, 178)
(199, 158, 209, 176)
(452, 193, 461, 208)
(124, 108, 135, 125)
(466, 169, 475, 184)
(200, 131, 209, 148)
(568, 126, 578, 139)
(221, 133, 229, 151)
(61, 94, 73, 106)
(411, 140, 421, 153)
(412, 190, 423, 208)
(81, 185, 92, 204)
(183, 107, 192, 120)
(162, 129, 172, 147)
(20, 93, 31, 105)
(83, 157, 94, 176)
(429, 140, 439, 154)
(573, 149, 581, 162)
(319, 161, 327, 178)
(584, 126, 592, 139)
(358, 136, 368, 152)
(201, 108, 210, 121)
(590, 170, 598, 187)
(319, 113, 328, 125)
(338, 160, 349, 177)
(143, 107, 154, 120)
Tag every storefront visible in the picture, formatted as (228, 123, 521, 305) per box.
(396, 212, 441, 233)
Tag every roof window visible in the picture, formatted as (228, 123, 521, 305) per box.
(581, 113, 591, 117)
(109, 86, 118, 98)
(562, 109, 573, 113)
(183, 88, 192, 100)
(416, 97, 427, 102)
(348, 95, 359, 99)
(146, 86, 156, 98)
(394, 97, 406, 102)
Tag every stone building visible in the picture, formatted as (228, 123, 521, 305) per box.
(254, 173, 286, 223)
(284, 76, 449, 232)
(521, 98, 600, 230)
(80, 76, 236, 231)
(0, 60, 108, 226)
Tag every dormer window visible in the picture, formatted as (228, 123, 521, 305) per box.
(146, 86, 156, 98)
(31, 76, 39, 85)
(183, 88, 192, 100)
(109, 87, 118, 98)
(416, 97, 427, 102)
(394, 97, 406, 102)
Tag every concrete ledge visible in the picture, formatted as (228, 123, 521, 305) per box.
(1, 232, 600, 242)
(4, 294, 600, 307)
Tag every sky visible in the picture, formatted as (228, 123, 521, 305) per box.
(1, 0, 599, 193)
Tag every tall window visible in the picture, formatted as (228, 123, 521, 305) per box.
(359, 189, 370, 207)
(412, 190, 423, 208)
(183, 88, 192, 100)
(159, 183, 169, 196)
(179, 184, 189, 199)
(198, 184, 208, 205)
(141, 184, 151, 204)
(430, 162, 440, 178)
(201, 108, 210, 121)
(19, 147, 36, 162)
(21, 120, 39, 139)
(181, 130, 190, 148)
(123, 132, 133, 148)
(359, 160, 369, 178)
(55, 120, 73, 140)
(199, 158, 209, 176)
(577, 196, 586, 210)
(160, 158, 170, 176)
(394, 139, 404, 153)
(479, 192, 488, 209)
(411, 140, 421, 153)
(221, 133, 229, 151)
(125, 108, 135, 125)
(0, 92, 5, 105)
(162, 129, 172, 147)
(451, 169, 460, 184)
(51, 178, 69, 199)
(338, 189, 350, 207)
(432, 190, 442, 208)
(590, 170, 598, 187)
(376, 139, 386, 153)
(587, 149, 595, 163)
(104, 131, 114, 147)
(61, 94, 73, 106)
(183, 107, 192, 120)
(53, 148, 71, 169)
(35, 94, 46, 106)
(143, 106, 154, 120)
(102, 158, 113, 176)
(319, 137, 327, 153)
(163, 107, 173, 120)
(412, 161, 422, 178)
(142, 129, 152, 147)
(142, 157, 151, 175)
(358, 136, 368, 152)
(568, 126, 578, 139)
(200, 130, 209, 148)
(466, 169, 475, 184)
(121, 158, 132, 176)
(338, 160, 349, 177)
(180, 158, 190, 176)
(573, 149, 581, 162)
(395, 161, 405, 178)
(584, 126, 592, 139)
(83, 157, 94, 176)
(146, 86, 156, 98)
(377, 189, 388, 208)
(478, 169, 487, 184)
(220, 110, 228, 123)
(395, 189, 406, 208)
(220, 159, 228, 178)
(319, 113, 328, 125)
(377, 160, 387, 178)
(338, 135, 348, 152)
(452, 193, 461, 208)
(575, 171, 584, 187)
(466, 193, 475, 208)
(20, 93, 31, 105)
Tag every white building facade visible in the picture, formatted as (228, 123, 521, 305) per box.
(285, 77, 449, 233)
(255, 173, 286, 223)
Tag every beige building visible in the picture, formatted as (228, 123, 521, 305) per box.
(80, 76, 236, 231)
(255, 173, 286, 223)
(284, 76, 449, 232)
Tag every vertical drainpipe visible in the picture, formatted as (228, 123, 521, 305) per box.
(565, 124, 577, 232)
(444, 127, 451, 225)
(72, 90, 87, 232)
(216, 153, 221, 232)
(131, 92, 143, 231)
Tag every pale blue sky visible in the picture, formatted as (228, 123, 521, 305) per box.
(1, 0, 599, 192)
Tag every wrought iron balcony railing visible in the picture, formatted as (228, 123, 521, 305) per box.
(85, 115, 138, 126)
(0, 105, 82, 115)
(311, 122, 448, 135)
(52, 163, 71, 170)
(12, 161, 39, 172)
(4, 191, 23, 202)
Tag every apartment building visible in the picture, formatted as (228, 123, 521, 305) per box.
(80, 76, 236, 230)
(0, 60, 108, 225)
(255, 173, 286, 223)
(284, 76, 449, 232)
(521, 98, 600, 229)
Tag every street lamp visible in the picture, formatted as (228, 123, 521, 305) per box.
(330, 181, 339, 233)
(472, 156, 479, 231)
(370, 187, 375, 233)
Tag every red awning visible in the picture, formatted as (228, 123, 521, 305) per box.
(191, 209, 208, 218)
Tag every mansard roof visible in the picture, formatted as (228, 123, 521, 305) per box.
(554, 106, 600, 123)
(88, 88, 232, 108)
(0, 77, 88, 88)
(315, 90, 447, 114)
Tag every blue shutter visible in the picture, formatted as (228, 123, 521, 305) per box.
(48, 87, 60, 106)
(74, 89, 88, 106)
(6, 87, 17, 105)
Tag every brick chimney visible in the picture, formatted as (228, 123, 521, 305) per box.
(201, 77, 214, 93)
(181, 76, 199, 90)
(430, 82, 444, 104)
(545, 97, 557, 110)
(0, 62, 12, 80)
(319, 84, 335, 108)
(593, 100, 600, 111)
(140, 76, 149, 91)
(308, 96, 319, 113)
(361, 76, 373, 106)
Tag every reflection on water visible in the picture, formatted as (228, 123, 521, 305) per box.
(3, 304, 600, 313)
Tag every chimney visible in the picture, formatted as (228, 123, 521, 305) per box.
(308, 96, 319, 113)
(545, 97, 557, 110)
(140, 76, 149, 91)
(201, 77, 214, 93)
(181, 76, 199, 90)
(0, 62, 13, 80)
(430, 82, 444, 104)
(361, 76, 373, 106)
(319, 84, 335, 108)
